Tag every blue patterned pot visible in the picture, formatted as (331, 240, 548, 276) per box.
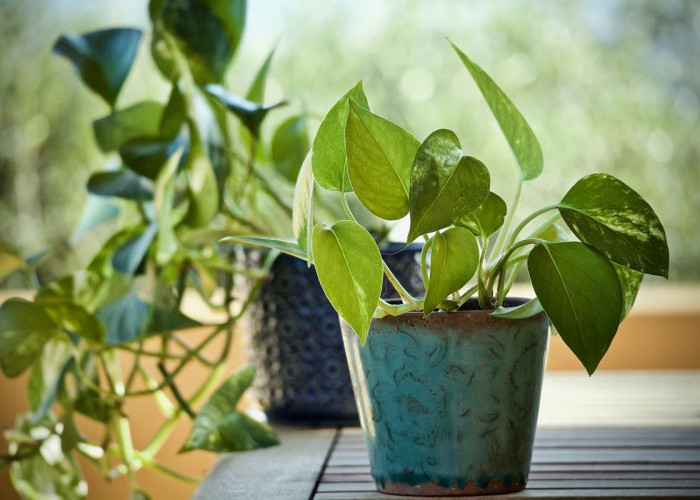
(341, 298, 549, 496)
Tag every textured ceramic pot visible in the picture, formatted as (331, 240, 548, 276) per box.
(244, 243, 424, 424)
(341, 298, 549, 496)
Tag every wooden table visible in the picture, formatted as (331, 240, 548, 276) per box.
(194, 372, 700, 499)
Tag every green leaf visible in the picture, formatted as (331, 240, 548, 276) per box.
(528, 242, 623, 375)
(69, 196, 120, 245)
(246, 49, 274, 103)
(492, 298, 544, 319)
(180, 365, 279, 452)
(614, 263, 643, 320)
(311, 220, 383, 342)
(456, 191, 507, 238)
(272, 115, 310, 182)
(408, 130, 490, 242)
(36, 270, 114, 313)
(154, 149, 185, 265)
(538, 222, 570, 243)
(345, 101, 420, 220)
(93, 101, 164, 152)
(312, 82, 369, 192)
(183, 144, 220, 228)
(28, 341, 72, 415)
(160, 82, 187, 138)
(220, 236, 306, 260)
(423, 227, 478, 315)
(152, 0, 246, 85)
(39, 302, 106, 343)
(87, 170, 154, 201)
(53, 28, 141, 107)
(292, 152, 314, 254)
(0, 241, 27, 282)
(112, 222, 158, 275)
(450, 41, 543, 180)
(558, 173, 669, 278)
(120, 135, 186, 180)
(205, 84, 286, 137)
(0, 299, 59, 378)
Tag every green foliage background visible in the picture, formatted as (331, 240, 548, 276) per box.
(1, 0, 698, 281)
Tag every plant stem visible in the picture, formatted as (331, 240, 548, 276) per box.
(137, 365, 175, 417)
(490, 175, 523, 260)
(138, 455, 201, 484)
(340, 191, 355, 221)
(382, 261, 416, 305)
(157, 363, 196, 419)
(457, 285, 479, 307)
(420, 239, 431, 293)
(504, 204, 559, 251)
(377, 298, 422, 316)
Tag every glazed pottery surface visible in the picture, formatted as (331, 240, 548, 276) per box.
(341, 299, 549, 496)
(244, 244, 424, 424)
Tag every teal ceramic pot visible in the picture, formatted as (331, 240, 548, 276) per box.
(340, 298, 549, 496)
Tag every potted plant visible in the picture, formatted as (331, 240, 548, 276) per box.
(227, 40, 669, 496)
(0, 1, 304, 497)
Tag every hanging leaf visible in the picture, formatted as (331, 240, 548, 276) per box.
(450, 41, 543, 180)
(112, 222, 159, 275)
(271, 115, 310, 182)
(87, 170, 154, 201)
(119, 135, 187, 180)
(423, 227, 479, 315)
(558, 173, 669, 278)
(345, 101, 420, 220)
(180, 366, 279, 452)
(246, 49, 274, 103)
(408, 129, 490, 242)
(312, 82, 369, 192)
(456, 191, 507, 238)
(528, 242, 623, 375)
(160, 81, 188, 138)
(151, 0, 246, 85)
(53, 28, 142, 107)
(0, 299, 59, 378)
(206, 84, 286, 137)
(92, 101, 164, 152)
(312, 220, 383, 343)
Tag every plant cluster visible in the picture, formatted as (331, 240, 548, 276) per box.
(232, 40, 669, 376)
(0, 0, 310, 497)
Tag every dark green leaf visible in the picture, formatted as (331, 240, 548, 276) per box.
(112, 222, 158, 275)
(152, 0, 246, 85)
(345, 101, 419, 220)
(0, 299, 59, 378)
(450, 41, 543, 180)
(0, 241, 26, 282)
(408, 130, 490, 242)
(93, 101, 164, 152)
(272, 115, 310, 182)
(160, 81, 187, 138)
(193, 86, 230, 197)
(423, 227, 478, 315)
(206, 84, 286, 137)
(312, 82, 369, 192)
(120, 135, 187, 180)
(311, 220, 383, 342)
(456, 191, 507, 238)
(87, 170, 154, 201)
(36, 270, 113, 313)
(39, 302, 105, 343)
(492, 298, 543, 319)
(614, 263, 643, 320)
(180, 365, 279, 452)
(558, 173, 669, 278)
(528, 242, 623, 374)
(221, 236, 306, 260)
(246, 49, 274, 103)
(53, 28, 141, 107)
(292, 152, 314, 254)
(69, 196, 120, 245)
(28, 341, 71, 415)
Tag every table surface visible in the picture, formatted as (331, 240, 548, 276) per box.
(194, 371, 700, 499)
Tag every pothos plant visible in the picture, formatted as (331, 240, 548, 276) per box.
(229, 40, 670, 377)
(0, 1, 311, 498)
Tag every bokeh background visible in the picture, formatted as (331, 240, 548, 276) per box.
(1, 0, 698, 284)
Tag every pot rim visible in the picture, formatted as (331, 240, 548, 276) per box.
(382, 296, 536, 315)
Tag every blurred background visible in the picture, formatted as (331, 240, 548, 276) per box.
(1, 0, 698, 284)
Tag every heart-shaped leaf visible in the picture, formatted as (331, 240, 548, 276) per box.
(558, 173, 669, 278)
(312, 82, 369, 192)
(0, 299, 59, 378)
(457, 191, 507, 238)
(272, 115, 310, 182)
(528, 241, 623, 375)
(424, 227, 479, 315)
(151, 0, 246, 85)
(345, 100, 420, 220)
(92, 101, 164, 152)
(206, 84, 286, 137)
(180, 365, 279, 452)
(312, 220, 383, 343)
(451, 41, 543, 180)
(87, 170, 154, 201)
(408, 129, 490, 242)
(53, 28, 142, 107)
